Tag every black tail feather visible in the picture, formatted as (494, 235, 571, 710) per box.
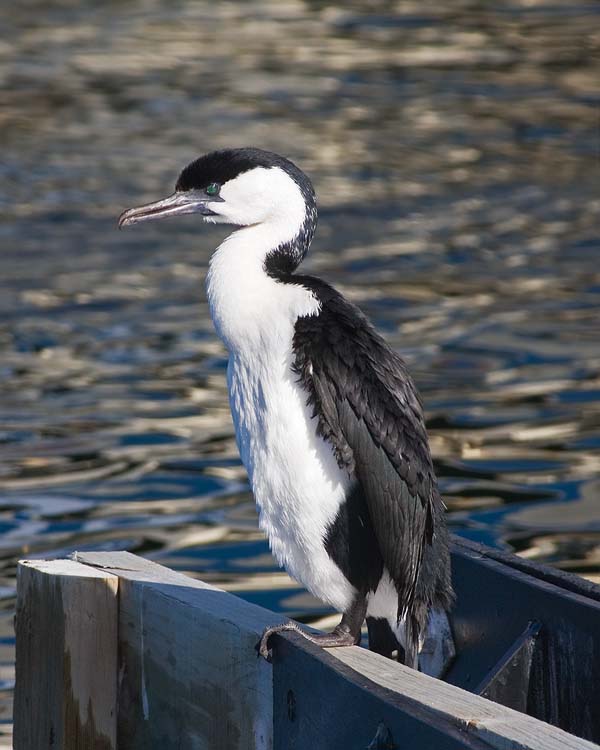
(403, 615, 420, 670)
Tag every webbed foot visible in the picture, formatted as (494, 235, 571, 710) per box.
(257, 621, 357, 661)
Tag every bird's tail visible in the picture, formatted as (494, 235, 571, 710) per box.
(366, 609, 454, 677)
(365, 614, 417, 667)
(365, 569, 420, 667)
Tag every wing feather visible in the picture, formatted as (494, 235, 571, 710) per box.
(292, 278, 440, 616)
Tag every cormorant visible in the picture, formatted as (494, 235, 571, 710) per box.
(119, 148, 454, 669)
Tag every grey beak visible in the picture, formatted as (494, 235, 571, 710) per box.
(118, 191, 221, 229)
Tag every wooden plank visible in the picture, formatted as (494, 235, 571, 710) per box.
(13, 559, 118, 750)
(449, 539, 600, 741)
(75, 550, 285, 750)
(454, 538, 600, 603)
(274, 634, 489, 750)
(325, 644, 598, 750)
(74, 551, 600, 750)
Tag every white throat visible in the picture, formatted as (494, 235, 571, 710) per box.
(206, 221, 318, 355)
(204, 165, 318, 353)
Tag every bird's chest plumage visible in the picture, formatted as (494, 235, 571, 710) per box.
(206, 236, 356, 611)
(226, 338, 355, 611)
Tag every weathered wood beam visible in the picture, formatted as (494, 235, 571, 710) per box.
(274, 634, 488, 750)
(326, 642, 596, 750)
(14, 559, 119, 750)
(74, 551, 283, 750)
(72, 551, 599, 750)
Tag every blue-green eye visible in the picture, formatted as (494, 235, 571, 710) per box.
(206, 183, 220, 196)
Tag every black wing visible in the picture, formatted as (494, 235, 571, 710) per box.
(292, 277, 442, 618)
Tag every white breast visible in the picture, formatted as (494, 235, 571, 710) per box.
(228, 345, 355, 612)
(206, 227, 356, 613)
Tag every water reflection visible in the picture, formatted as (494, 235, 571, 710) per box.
(1, 0, 599, 741)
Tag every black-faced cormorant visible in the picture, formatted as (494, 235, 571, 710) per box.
(119, 148, 454, 669)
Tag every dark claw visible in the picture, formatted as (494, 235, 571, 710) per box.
(257, 630, 273, 661)
(257, 623, 298, 661)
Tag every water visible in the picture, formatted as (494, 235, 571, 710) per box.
(1, 0, 600, 739)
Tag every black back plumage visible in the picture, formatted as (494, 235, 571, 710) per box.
(288, 276, 452, 629)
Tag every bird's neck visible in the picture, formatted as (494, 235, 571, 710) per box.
(206, 217, 318, 354)
(263, 201, 317, 278)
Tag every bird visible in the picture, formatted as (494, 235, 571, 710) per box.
(119, 147, 454, 669)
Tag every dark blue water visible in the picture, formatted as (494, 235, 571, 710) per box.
(1, 0, 599, 740)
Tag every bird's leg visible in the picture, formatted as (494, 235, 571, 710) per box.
(258, 595, 367, 661)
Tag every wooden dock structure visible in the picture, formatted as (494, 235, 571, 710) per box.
(13, 538, 600, 749)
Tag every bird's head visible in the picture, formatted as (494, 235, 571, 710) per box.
(119, 148, 317, 273)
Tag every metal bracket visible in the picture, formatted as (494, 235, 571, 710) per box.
(366, 722, 396, 750)
(475, 620, 542, 713)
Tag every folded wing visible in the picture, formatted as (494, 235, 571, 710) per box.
(292, 278, 441, 619)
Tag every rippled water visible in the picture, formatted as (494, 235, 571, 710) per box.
(1, 0, 600, 739)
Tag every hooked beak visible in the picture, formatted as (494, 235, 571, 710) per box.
(118, 191, 222, 229)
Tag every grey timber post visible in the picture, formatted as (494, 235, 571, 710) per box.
(14, 560, 119, 750)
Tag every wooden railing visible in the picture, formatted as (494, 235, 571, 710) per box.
(13, 543, 600, 749)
